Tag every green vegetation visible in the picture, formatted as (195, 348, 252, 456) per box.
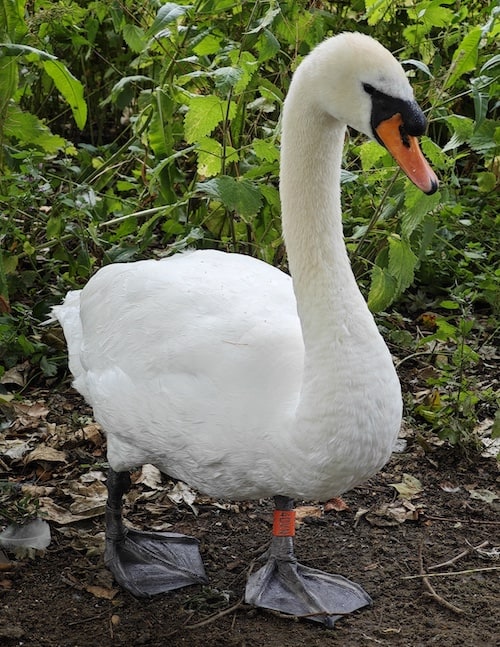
(1, 0, 498, 452)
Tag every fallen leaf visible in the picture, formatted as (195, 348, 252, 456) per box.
(390, 473, 423, 499)
(295, 505, 322, 526)
(135, 464, 163, 490)
(365, 500, 420, 526)
(24, 445, 67, 465)
(168, 481, 198, 515)
(324, 497, 349, 512)
(84, 584, 118, 600)
(468, 489, 499, 504)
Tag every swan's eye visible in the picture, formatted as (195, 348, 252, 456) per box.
(363, 83, 375, 95)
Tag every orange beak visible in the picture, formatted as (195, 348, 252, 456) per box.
(375, 113, 438, 195)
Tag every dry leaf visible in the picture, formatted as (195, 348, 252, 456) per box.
(468, 489, 499, 504)
(24, 445, 67, 465)
(84, 584, 117, 600)
(324, 497, 349, 512)
(135, 464, 163, 490)
(365, 500, 419, 526)
(295, 505, 322, 526)
(390, 473, 423, 499)
(168, 481, 198, 515)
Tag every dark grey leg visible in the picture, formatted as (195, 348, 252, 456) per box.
(104, 468, 207, 597)
(245, 496, 371, 627)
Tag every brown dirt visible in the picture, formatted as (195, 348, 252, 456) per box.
(1, 389, 499, 647)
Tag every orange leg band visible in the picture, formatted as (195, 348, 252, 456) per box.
(272, 509, 296, 537)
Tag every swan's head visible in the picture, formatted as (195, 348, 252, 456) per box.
(293, 32, 438, 194)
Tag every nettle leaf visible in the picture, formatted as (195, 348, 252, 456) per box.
(43, 60, 87, 129)
(402, 184, 441, 238)
(3, 104, 66, 152)
(193, 34, 222, 56)
(256, 29, 280, 63)
(122, 24, 147, 53)
(196, 137, 238, 177)
(368, 265, 397, 312)
(197, 176, 262, 219)
(364, 0, 393, 26)
(442, 115, 474, 152)
(253, 138, 279, 163)
(359, 140, 387, 170)
(0, 56, 17, 113)
(213, 66, 243, 93)
(184, 95, 236, 143)
(147, 3, 191, 38)
(388, 236, 417, 294)
(446, 26, 482, 89)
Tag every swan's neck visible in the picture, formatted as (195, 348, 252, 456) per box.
(280, 93, 366, 353)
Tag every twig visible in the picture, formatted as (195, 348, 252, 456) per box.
(403, 566, 500, 579)
(418, 542, 464, 615)
(184, 595, 245, 630)
(424, 514, 500, 525)
(428, 540, 489, 570)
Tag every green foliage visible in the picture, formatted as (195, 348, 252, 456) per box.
(0, 0, 498, 450)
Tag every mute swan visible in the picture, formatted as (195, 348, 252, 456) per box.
(53, 32, 438, 627)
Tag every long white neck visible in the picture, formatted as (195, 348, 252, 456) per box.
(280, 74, 369, 358)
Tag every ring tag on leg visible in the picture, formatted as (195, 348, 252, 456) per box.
(273, 509, 296, 537)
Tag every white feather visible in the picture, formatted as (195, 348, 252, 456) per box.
(53, 32, 404, 503)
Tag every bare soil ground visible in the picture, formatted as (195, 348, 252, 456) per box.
(1, 386, 499, 647)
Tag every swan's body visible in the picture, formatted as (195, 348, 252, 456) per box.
(58, 248, 399, 500)
(53, 32, 438, 626)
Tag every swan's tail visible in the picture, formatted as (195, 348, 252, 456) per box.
(49, 291, 89, 399)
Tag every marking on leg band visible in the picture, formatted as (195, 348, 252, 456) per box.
(272, 509, 296, 537)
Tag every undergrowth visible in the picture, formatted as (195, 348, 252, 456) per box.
(0, 0, 498, 453)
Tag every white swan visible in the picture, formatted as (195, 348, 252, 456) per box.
(53, 32, 438, 627)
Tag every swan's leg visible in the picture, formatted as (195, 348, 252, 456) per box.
(104, 468, 207, 597)
(245, 496, 371, 627)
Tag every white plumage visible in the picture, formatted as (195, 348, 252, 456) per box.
(53, 32, 437, 624)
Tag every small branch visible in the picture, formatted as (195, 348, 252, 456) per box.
(185, 595, 245, 630)
(428, 540, 489, 570)
(418, 542, 464, 615)
(403, 566, 500, 579)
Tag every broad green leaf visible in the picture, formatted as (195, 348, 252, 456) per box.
(364, 0, 393, 26)
(442, 115, 474, 153)
(0, 0, 27, 40)
(3, 104, 66, 152)
(468, 120, 500, 156)
(253, 138, 279, 163)
(196, 137, 238, 177)
(0, 42, 57, 60)
(446, 27, 482, 89)
(147, 3, 191, 38)
(43, 60, 87, 129)
(0, 55, 17, 113)
(122, 24, 146, 53)
(368, 265, 397, 312)
(213, 67, 243, 93)
(256, 29, 280, 63)
(246, 4, 281, 34)
(228, 50, 258, 94)
(193, 34, 222, 56)
(359, 140, 387, 171)
(197, 176, 262, 219)
(402, 184, 441, 238)
(388, 236, 417, 294)
(184, 95, 236, 144)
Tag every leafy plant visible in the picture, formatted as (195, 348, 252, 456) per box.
(0, 0, 497, 452)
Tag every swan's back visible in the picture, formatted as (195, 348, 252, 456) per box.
(55, 250, 305, 497)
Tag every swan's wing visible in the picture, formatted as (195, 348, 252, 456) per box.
(56, 250, 304, 492)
